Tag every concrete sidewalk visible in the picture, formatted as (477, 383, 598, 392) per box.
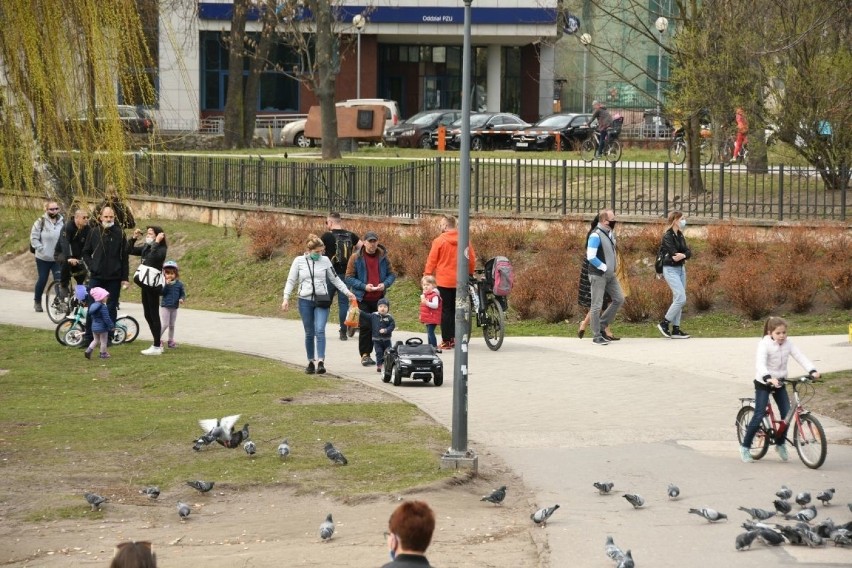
(2, 288, 850, 567)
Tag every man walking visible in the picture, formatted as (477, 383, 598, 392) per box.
(321, 212, 361, 341)
(424, 215, 476, 351)
(586, 208, 624, 345)
(345, 231, 396, 366)
(82, 206, 130, 332)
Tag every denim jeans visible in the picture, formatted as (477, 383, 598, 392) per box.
(589, 273, 624, 338)
(298, 298, 330, 361)
(34, 258, 61, 302)
(373, 339, 391, 367)
(425, 324, 438, 347)
(662, 265, 687, 326)
(742, 385, 790, 448)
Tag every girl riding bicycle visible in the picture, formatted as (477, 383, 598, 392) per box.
(739, 316, 820, 463)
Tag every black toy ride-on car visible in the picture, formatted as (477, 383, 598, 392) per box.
(382, 337, 443, 387)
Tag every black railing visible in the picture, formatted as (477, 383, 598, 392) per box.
(52, 155, 849, 222)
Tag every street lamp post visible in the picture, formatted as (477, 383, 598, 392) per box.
(353, 14, 365, 98)
(654, 17, 668, 138)
(580, 33, 591, 113)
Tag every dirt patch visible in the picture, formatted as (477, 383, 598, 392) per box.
(807, 370, 852, 444)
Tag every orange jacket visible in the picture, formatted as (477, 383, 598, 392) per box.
(423, 229, 476, 288)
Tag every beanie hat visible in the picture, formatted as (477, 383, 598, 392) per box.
(90, 287, 109, 303)
(377, 297, 389, 308)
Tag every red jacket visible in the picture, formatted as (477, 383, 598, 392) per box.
(423, 229, 476, 288)
(419, 288, 441, 325)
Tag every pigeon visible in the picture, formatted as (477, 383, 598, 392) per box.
(738, 506, 776, 521)
(667, 483, 680, 500)
(689, 507, 728, 522)
(796, 491, 811, 507)
(794, 522, 824, 547)
(319, 513, 335, 541)
(177, 501, 191, 520)
(616, 549, 634, 568)
(324, 442, 348, 465)
(530, 504, 559, 526)
(243, 440, 256, 455)
(221, 423, 250, 449)
(84, 492, 106, 511)
(814, 518, 838, 538)
(604, 535, 624, 561)
(139, 486, 160, 499)
(594, 481, 614, 495)
(481, 485, 507, 505)
(186, 480, 215, 493)
(816, 488, 835, 505)
(735, 530, 759, 550)
(756, 527, 785, 546)
(741, 520, 774, 532)
(277, 439, 291, 459)
(774, 499, 792, 515)
(193, 414, 240, 451)
(831, 529, 852, 547)
(623, 493, 644, 509)
(777, 523, 805, 545)
(786, 505, 817, 523)
(776, 485, 793, 500)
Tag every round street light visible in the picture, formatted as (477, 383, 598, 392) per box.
(352, 15, 366, 98)
(580, 33, 591, 46)
(654, 17, 669, 137)
(580, 34, 592, 112)
(655, 16, 669, 33)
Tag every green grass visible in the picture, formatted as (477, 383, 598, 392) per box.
(0, 324, 453, 520)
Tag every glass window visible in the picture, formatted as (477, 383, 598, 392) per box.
(433, 47, 446, 63)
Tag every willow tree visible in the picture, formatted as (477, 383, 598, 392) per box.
(0, 0, 155, 207)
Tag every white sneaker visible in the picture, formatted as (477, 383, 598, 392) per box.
(141, 345, 163, 356)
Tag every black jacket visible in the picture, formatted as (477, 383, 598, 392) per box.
(380, 554, 432, 568)
(660, 228, 692, 267)
(130, 239, 167, 271)
(54, 220, 90, 264)
(83, 225, 130, 281)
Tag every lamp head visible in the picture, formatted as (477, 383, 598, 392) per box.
(352, 14, 365, 30)
(580, 33, 592, 46)
(655, 17, 669, 33)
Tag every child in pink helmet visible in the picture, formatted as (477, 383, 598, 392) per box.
(85, 287, 114, 360)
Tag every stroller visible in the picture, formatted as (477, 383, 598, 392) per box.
(381, 337, 444, 387)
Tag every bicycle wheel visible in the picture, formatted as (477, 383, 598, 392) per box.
(668, 139, 686, 165)
(719, 138, 735, 163)
(58, 320, 86, 348)
(44, 280, 70, 323)
(580, 137, 596, 162)
(55, 318, 74, 346)
(604, 140, 622, 163)
(735, 406, 769, 460)
(115, 315, 140, 344)
(793, 414, 827, 469)
(482, 298, 505, 351)
(699, 139, 713, 165)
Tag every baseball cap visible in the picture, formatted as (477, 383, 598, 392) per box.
(363, 231, 379, 242)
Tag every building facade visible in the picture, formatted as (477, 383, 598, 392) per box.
(156, 1, 562, 130)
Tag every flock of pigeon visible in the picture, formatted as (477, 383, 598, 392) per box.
(82, 414, 349, 540)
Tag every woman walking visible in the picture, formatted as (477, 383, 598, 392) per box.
(131, 226, 168, 355)
(281, 234, 356, 375)
(656, 211, 692, 339)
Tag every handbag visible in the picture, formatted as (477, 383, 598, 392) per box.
(134, 263, 164, 290)
(344, 299, 360, 327)
(308, 260, 333, 308)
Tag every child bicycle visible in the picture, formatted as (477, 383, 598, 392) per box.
(467, 269, 506, 351)
(44, 261, 89, 323)
(55, 288, 139, 347)
(735, 374, 827, 469)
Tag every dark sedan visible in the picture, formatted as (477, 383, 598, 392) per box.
(432, 112, 531, 150)
(65, 105, 155, 134)
(511, 113, 592, 151)
(383, 109, 461, 149)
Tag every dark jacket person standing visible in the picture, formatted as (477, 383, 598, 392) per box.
(54, 207, 91, 296)
(82, 206, 130, 330)
(131, 225, 168, 355)
(382, 500, 436, 568)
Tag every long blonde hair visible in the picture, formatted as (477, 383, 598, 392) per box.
(666, 210, 683, 232)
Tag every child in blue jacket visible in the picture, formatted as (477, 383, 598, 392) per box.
(160, 260, 186, 348)
(86, 287, 114, 360)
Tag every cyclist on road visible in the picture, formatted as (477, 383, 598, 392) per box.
(586, 100, 613, 159)
(739, 316, 820, 463)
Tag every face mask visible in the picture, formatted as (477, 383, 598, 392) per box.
(389, 550, 396, 561)
(47, 212, 59, 219)
(608, 220, 617, 229)
(309, 252, 321, 261)
(145, 237, 155, 245)
(679, 219, 687, 229)
(102, 221, 114, 229)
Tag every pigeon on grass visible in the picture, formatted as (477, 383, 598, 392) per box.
(530, 504, 559, 526)
(186, 480, 215, 493)
(84, 492, 106, 511)
(481, 485, 507, 505)
(244, 440, 256, 455)
(177, 501, 191, 520)
(319, 513, 335, 541)
(139, 486, 160, 499)
(324, 442, 348, 465)
(277, 439, 291, 459)
(192, 414, 240, 451)
(688, 507, 728, 522)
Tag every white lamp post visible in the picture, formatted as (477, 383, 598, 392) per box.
(580, 33, 591, 113)
(654, 16, 668, 138)
(352, 14, 365, 98)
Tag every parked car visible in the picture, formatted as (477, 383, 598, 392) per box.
(65, 105, 155, 134)
(511, 113, 593, 151)
(383, 109, 461, 149)
(432, 112, 530, 150)
(280, 98, 401, 148)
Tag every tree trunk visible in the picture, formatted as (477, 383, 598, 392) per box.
(312, 1, 341, 160)
(686, 114, 705, 195)
(223, 0, 249, 149)
(242, 0, 278, 148)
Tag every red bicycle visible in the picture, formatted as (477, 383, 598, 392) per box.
(735, 375, 827, 469)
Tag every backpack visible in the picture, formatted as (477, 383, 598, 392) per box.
(654, 247, 665, 275)
(486, 256, 514, 297)
(29, 217, 46, 254)
(331, 232, 354, 272)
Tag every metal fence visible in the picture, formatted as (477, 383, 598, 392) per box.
(53, 155, 849, 222)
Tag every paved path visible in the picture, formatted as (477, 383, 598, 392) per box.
(2, 288, 851, 567)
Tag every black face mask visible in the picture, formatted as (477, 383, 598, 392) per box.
(47, 212, 59, 219)
(609, 220, 617, 229)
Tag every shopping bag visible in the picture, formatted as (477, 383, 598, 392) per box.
(344, 299, 360, 327)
